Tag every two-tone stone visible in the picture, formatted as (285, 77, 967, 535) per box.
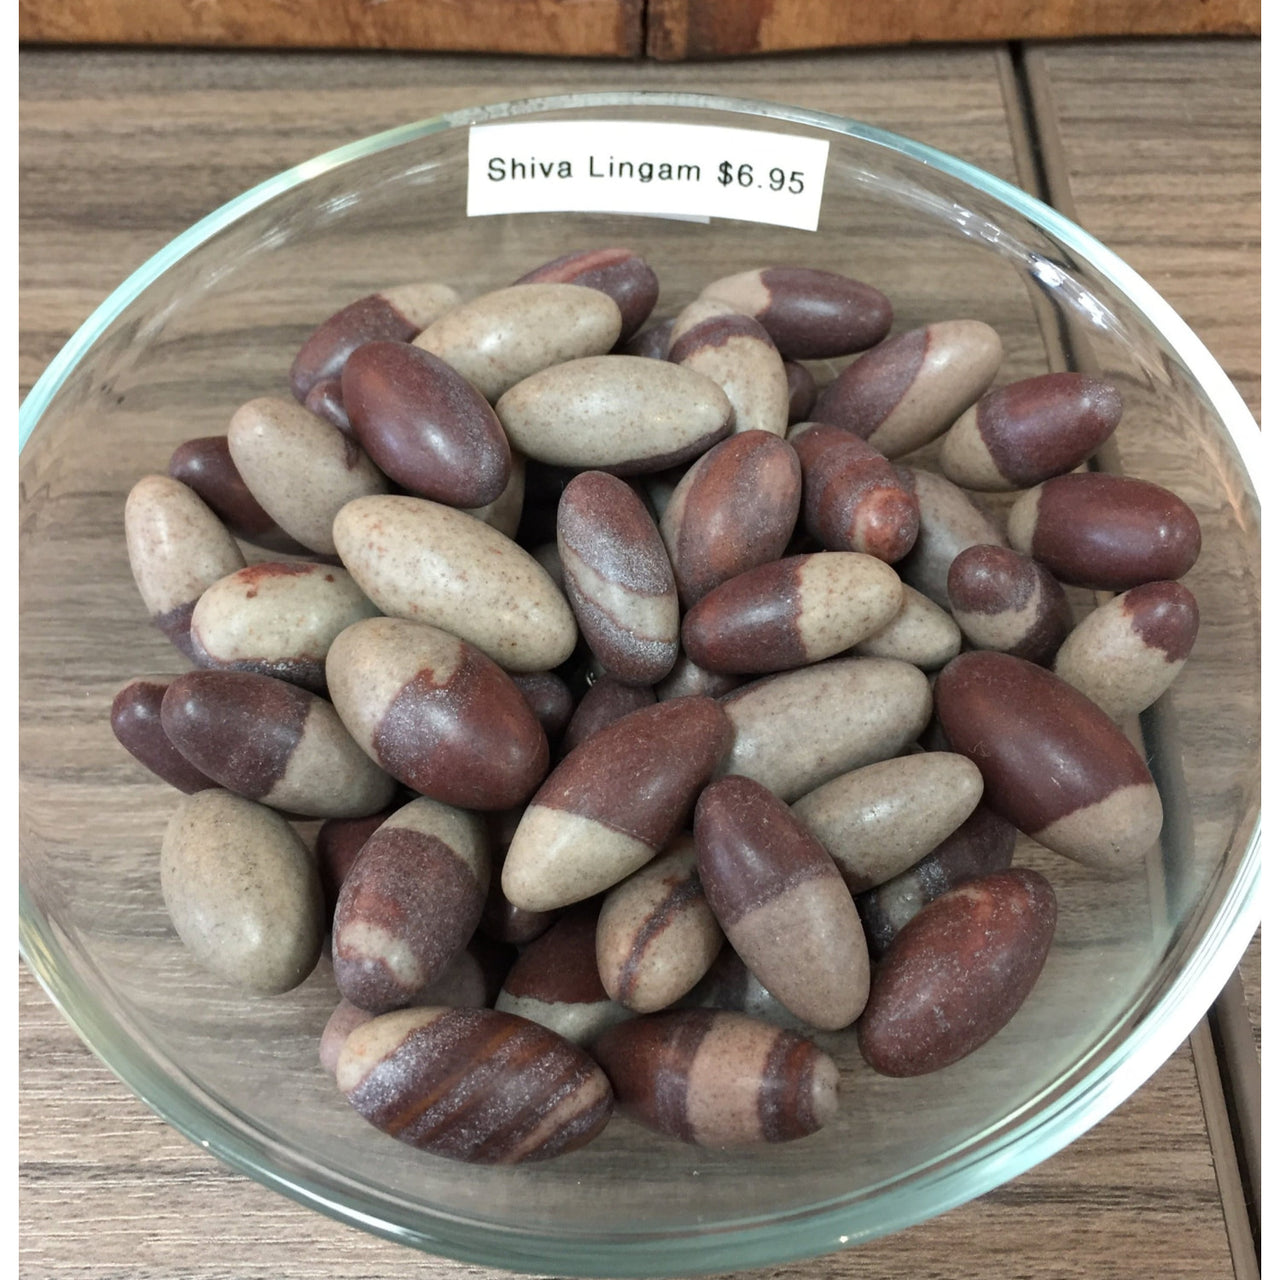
(332, 494, 576, 673)
(858, 869, 1057, 1076)
(593, 1009, 839, 1147)
(720, 656, 932, 802)
(659, 430, 801, 608)
(700, 267, 892, 359)
(227, 397, 389, 556)
(1007, 472, 1202, 591)
(125, 474, 246, 661)
(316, 805, 398, 918)
(479, 809, 561, 946)
(682, 552, 903, 675)
(853, 584, 961, 670)
(414, 283, 621, 401)
(596, 835, 724, 1014)
(160, 670, 396, 818)
(788, 422, 920, 562)
(110, 677, 219, 794)
(939, 372, 1123, 491)
(341, 341, 512, 507)
(557, 471, 679, 685)
(561, 677, 656, 755)
(855, 803, 1018, 959)
(332, 796, 488, 1012)
(791, 752, 984, 893)
(302, 377, 351, 436)
(502, 697, 733, 911)
(289, 281, 460, 401)
(337, 1007, 613, 1163)
(621, 317, 673, 360)
(655, 653, 742, 702)
(935, 650, 1163, 870)
(695, 776, 869, 1030)
(811, 319, 1004, 458)
(947, 543, 1073, 665)
(1054, 580, 1199, 719)
(495, 356, 733, 474)
(161, 789, 324, 994)
(515, 247, 658, 343)
(465, 451, 525, 539)
(325, 617, 549, 810)
(894, 467, 1007, 606)
(189, 560, 380, 694)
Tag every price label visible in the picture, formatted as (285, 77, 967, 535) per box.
(467, 120, 830, 231)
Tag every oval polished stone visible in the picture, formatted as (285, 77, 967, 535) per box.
(333, 495, 577, 673)
(326, 617, 549, 811)
(110, 677, 219, 794)
(695, 776, 869, 1030)
(660, 430, 801, 608)
(935, 650, 1163, 870)
(511, 671, 575, 738)
(785, 361, 817, 424)
(788, 422, 920, 562)
(496, 904, 632, 1046)
(516, 247, 658, 342)
(168, 436, 307, 554)
(496, 356, 733, 474)
(338, 1006, 613, 1164)
(189, 560, 380, 694)
(316, 805, 397, 919)
(1007, 473, 1202, 591)
(791, 752, 984, 893)
(721, 656, 932, 802)
(655, 653, 743, 702)
(125, 474, 247, 661)
(682, 552, 903, 675)
(700, 267, 892, 359)
(597, 835, 724, 1014)
(502, 697, 733, 912)
(668, 309, 790, 437)
(811, 319, 1004, 458)
(621, 317, 673, 360)
(161, 789, 324, 994)
(332, 796, 489, 1013)
(853, 584, 961, 671)
(856, 803, 1018, 959)
(858, 869, 1057, 1076)
(414, 283, 622, 402)
(557, 471, 679, 686)
(303, 377, 352, 435)
(341, 341, 512, 508)
(480, 809, 561, 946)
(1054, 580, 1199, 719)
(227, 397, 389, 556)
(561, 676, 656, 755)
(290, 281, 460, 401)
(939, 372, 1123, 491)
(593, 1009, 839, 1146)
(947, 544, 1073, 665)
(160, 670, 396, 819)
(895, 467, 1007, 607)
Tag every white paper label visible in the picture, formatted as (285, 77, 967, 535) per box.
(467, 120, 829, 231)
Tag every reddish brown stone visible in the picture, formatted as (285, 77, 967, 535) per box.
(784, 361, 817, 424)
(813, 326, 927, 438)
(110, 677, 218, 794)
(500, 905, 607, 1005)
(511, 671, 575, 738)
(290, 293, 420, 401)
(561, 677, 656, 755)
(516, 247, 658, 342)
(1123, 579, 1200, 661)
(302, 377, 352, 436)
(620, 318, 673, 360)
(316, 807, 397, 919)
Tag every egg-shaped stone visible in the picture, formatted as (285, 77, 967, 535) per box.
(110, 677, 220, 794)
(515, 247, 658, 342)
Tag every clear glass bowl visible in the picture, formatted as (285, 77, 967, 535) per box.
(18, 93, 1261, 1276)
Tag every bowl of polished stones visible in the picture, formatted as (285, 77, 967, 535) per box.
(18, 93, 1261, 1276)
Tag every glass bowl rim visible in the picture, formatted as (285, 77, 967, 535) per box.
(18, 89, 1262, 1276)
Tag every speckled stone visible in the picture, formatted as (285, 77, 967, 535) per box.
(596, 835, 724, 1014)
(414, 283, 621, 402)
(125, 474, 247, 661)
(316, 806, 397, 919)
(332, 494, 577, 673)
(1054, 579, 1199, 719)
(110, 677, 219, 794)
(189, 560, 379, 694)
(557, 471, 679, 685)
(719, 656, 932, 802)
(695, 776, 869, 1030)
(516, 247, 658, 342)
(592, 1009, 839, 1146)
(160, 670, 396, 818)
(337, 1006, 613, 1164)
(561, 677, 656, 755)
(935, 650, 1163, 871)
(464, 451, 526, 539)
(655, 653, 743, 702)
(700, 267, 892, 359)
(325, 617, 549, 811)
(495, 356, 733, 474)
(858, 869, 1057, 1076)
(227, 397, 389, 556)
(161, 789, 324, 994)
(511, 671, 575, 738)
(811, 320, 1004, 458)
(853, 584, 961, 671)
(660, 430, 801, 608)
